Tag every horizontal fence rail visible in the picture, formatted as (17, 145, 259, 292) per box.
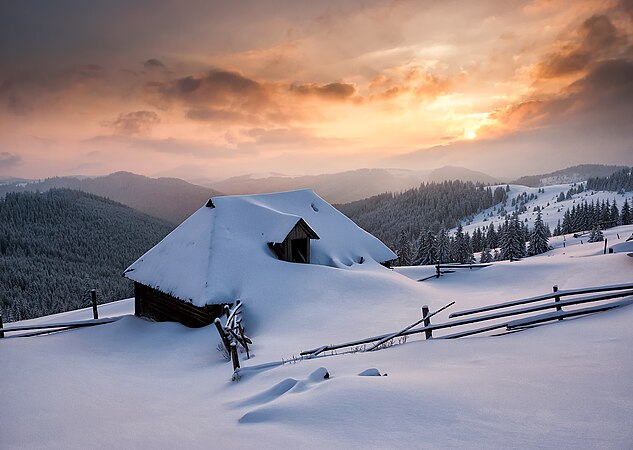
(0, 317, 120, 338)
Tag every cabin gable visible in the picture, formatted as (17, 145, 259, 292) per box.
(268, 218, 319, 264)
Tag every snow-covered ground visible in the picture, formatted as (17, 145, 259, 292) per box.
(2, 231, 633, 447)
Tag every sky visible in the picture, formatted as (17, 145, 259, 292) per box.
(1, 0, 632, 181)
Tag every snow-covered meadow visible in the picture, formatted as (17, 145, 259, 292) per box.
(2, 226, 633, 447)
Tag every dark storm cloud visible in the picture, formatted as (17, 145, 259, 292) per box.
(143, 59, 166, 70)
(289, 82, 356, 100)
(0, 152, 22, 169)
(155, 70, 270, 109)
(185, 108, 247, 123)
(102, 111, 161, 136)
(566, 58, 633, 109)
(619, 0, 633, 21)
(494, 58, 633, 130)
(536, 15, 621, 79)
(7, 94, 33, 116)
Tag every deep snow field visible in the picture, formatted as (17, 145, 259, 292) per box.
(2, 225, 633, 448)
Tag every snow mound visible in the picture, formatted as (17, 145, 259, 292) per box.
(358, 368, 382, 376)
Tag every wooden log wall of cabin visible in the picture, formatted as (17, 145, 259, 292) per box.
(134, 282, 226, 328)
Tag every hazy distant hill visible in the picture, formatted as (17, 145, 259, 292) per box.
(0, 171, 222, 224)
(209, 166, 498, 203)
(511, 164, 626, 187)
(0, 189, 173, 321)
(426, 166, 499, 184)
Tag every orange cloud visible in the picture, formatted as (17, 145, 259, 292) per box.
(368, 66, 452, 102)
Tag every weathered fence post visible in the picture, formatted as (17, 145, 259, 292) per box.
(422, 305, 432, 339)
(553, 285, 563, 321)
(603, 239, 607, 255)
(239, 326, 250, 359)
(0, 314, 4, 339)
(214, 318, 232, 355)
(230, 343, 240, 371)
(90, 289, 98, 320)
(435, 262, 441, 279)
(224, 304, 230, 318)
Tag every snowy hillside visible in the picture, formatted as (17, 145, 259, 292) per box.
(2, 223, 633, 448)
(460, 182, 633, 236)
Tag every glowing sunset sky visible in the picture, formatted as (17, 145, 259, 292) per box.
(1, 0, 632, 180)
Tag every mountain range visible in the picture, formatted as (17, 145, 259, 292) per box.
(206, 166, 499, 204)
(0, 171, 222, 224)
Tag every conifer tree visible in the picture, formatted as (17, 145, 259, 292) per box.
(588, 226, 604, 243)
(435, 228, 450, 263)
(622, 199, 632, 225)
(500, 214, 526, 261)
(485, 223, 498, 249)
(479, 247, 493, 263)
(414, 229, 437, 265)
(396, 231, 413, 266)
(528, 211, 549, 256)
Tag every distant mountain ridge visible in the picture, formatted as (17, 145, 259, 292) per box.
(208, 166, 498, 204)
(511, 164, 626, 187)
(0, 171, 222, 224)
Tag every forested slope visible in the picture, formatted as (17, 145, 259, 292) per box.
(336, 180, 507, 248)
(0, 189, 173, 321)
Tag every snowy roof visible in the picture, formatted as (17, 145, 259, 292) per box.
(123, 189, 397, 306)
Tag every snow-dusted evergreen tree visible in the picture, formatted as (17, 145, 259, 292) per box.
(464, 232, 475, 264)
(485, 222, 498, 249)
(499, 214, 526, 261)
(588, 226, 604, 243)
(435, 228, 451, 263)
(395, 231, 414, 266)
(528, 211, 549, 256)
(479, 247, 493, 263)
(622, 199, 631, 225)
(414, 229, 437, 265)
(453, 224, 468, 264)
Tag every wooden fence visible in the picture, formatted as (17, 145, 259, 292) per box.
(1, 289, 104, 339)
(300, 282, 633, 357)
(213, 300, 252, 379)
(417, 262, 493, 281)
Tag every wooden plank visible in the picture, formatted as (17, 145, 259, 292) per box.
(91, 289, 98, 320)
(441, 322, 509, 339)
(507, 299, 633, 329)
(449, 282, 633, 318)
(438, 263, 492, 269)
(225, 301, 242, 327)
(367, 302, 454, 351)
(1, 317, 120, 333)
(214, 318, 232, 354)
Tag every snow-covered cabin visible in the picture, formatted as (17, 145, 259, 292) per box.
(123, 189, 397, 327)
